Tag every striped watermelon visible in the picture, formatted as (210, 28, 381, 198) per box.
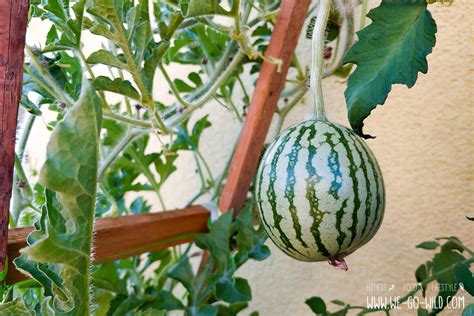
(255, 120, 385, 269)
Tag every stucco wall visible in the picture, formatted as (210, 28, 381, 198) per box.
(236, 2, 474, 315)
(22, 0, 473, 315)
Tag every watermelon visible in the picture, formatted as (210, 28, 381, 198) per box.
(255, 120, 385, 269)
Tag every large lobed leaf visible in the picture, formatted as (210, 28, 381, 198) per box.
(343, 0, 437, 137)
(14, 79, 102, 315)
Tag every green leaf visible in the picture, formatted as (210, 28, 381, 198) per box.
(180, 0, 232, 18)
(417, 308, 429, 316)
(431, 248, 465, 314)
(415, 261, 431, 297)
(93, 76, 141, 100)
(89, 24, 118, 41)
(14, 78, 102, 315)
(463, 304, 474, 316)
(173, 115, 212, 151)
(343, 0, 437, 137)
(92, 289, 114, 316)
(87, 50, 128, 70)
(453, 263, 474, 295)
(416, 241, 439, 250)
(331, 300, 346, 306)
(216, 302, 248, 316)
(305, 296, 327, 315)
(0, 299, 33, 315)
(168, 256, 195, 294)
(152, 291, 184, 310)
(92, 262, 127, 293)
(0, 259, 7, 282)
(234, 206, 270, 264)
(20, 95, 42, 116)
(215, 277, 252, 303)
(195, 211, 233, 269)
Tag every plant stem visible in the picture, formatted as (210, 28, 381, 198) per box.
(23, 67, 63, 106)
(234, 0, 242, 35)
(195, 149, 214, 184)
(323, 0, 354, 77)
(98, 129, 145, 179)
(103, 109, 152, 128)
(25, 46, 73, 108)
(165, 51, 244, 128)
(17, 114, 35, 160)
(127, 149, 167, 211)
(158, 63, 193, 109)
(10, 154, 35, 226)
(76, 49, 110, 110)
(113, 21, 168, 132)
(310, 0, 331, 120)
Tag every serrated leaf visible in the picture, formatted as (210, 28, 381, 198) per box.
(87, 50, 128, 70)
(0, 299, 33, 315)
(180, 0, 232, 18)
(168, 256, 195, 294)
(416, 241, 439, 250)
(93, 76, 141, 100)
(343, 0, 437, 137)
(89, 24, 117, 41)
(215, 277, 252, 304)
(195, 211, 233, 269)
(14, 79, 102, 315)
(234, 206, 270, 264)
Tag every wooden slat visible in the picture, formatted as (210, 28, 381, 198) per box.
(0, 0, 29, 271)
(218, 0, 311, 214)
(6, 205, 210, 284)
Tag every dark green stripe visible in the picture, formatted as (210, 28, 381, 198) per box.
(257, 153, 277, 240)
(344, 130, 372, 242)
(284, 126, 311, 248)
(305, 124, 330, 257)
(266, 126, 307, 257)
(346, 129, 383, 242)
(329, 123, 361, 248)
(323, 131, 343, 199)
(335, 198, 349, 249)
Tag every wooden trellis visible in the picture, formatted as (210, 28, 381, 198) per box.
(0, 0, 311, 284)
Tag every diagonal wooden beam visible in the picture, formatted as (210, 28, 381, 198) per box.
(0, 0, 29, 272)
(6, 205, 210, 284)
(218, 0, 311, 214)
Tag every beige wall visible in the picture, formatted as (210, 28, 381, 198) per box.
(237, 1, 474, 315)
(22, 1, 473, 315)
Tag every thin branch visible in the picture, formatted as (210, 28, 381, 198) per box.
(310, 0, 332, 120)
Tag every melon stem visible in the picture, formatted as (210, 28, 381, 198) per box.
(328, 254, 349, 271)
(310, 0, 332, 121)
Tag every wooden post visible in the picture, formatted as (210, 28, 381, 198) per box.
(218, 0, 311, 214)
(0, 0, 29, 272)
